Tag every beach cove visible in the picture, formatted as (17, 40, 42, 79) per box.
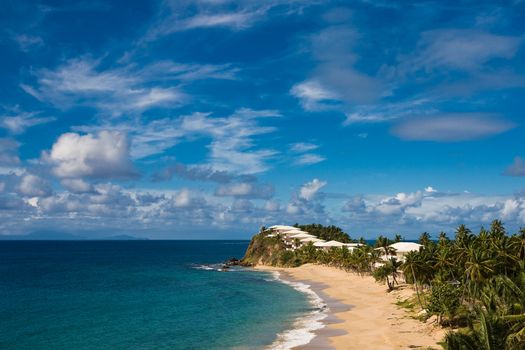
(256, 264, 445, 350)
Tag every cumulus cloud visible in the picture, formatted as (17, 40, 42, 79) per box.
(504, 157, 525, 177)
(45, 131, 137, 179)
(425, 186, 438, 193)
(215, 182, 274, 199)
(60, 179, 93, 193)
(374, 191, 424, 215)
(78, 109, 279, 173)
(391, 113, 514, 142)
(340, 188, 525, 236)
(17, 174, 51, 197)
(299, 178, 327, 200)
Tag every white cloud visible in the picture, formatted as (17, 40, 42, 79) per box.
(60, 179, 93, 193)
(181, 12, 255, 30)
(181, 109, 280, 174)
(425, 186, 437, 193)
(215, 182, 274, 199)
(18, 174, 51, 197)
(407, 29, 521, 72)
(13, 34, 44, 52)
(391, 113, 514, 142)
(374, 191, 424, 215)
(144, 0, 320, 41)
(45, 131, 136, 179)
(295, 153, 326, 166)
(0, 111, 55, 134)
(290, 80, 339, 110)
(21, 57, 237, 116)
(299, 178, 327, 200)
(290, 142, 319, 153)
(173, 189, 192, 207)
(74, 108, 279, 173)
(341, 188, 525, 235)
(342, 98, 435, 125)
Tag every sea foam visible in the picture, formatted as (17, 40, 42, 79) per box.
(266, 271, 328, 350)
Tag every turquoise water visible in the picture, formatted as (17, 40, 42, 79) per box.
(0, 241, 314, 349)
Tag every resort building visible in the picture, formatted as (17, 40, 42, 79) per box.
(264, 225, 357, 252)
(377, 242, 423, 262)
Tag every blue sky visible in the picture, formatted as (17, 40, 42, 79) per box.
(1, 0, 525, 239)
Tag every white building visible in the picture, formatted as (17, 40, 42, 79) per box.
(377, 242, 423, 262)
(313, 240, 346, 251)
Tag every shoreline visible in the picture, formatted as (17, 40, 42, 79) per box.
(255, 264, 445, 350)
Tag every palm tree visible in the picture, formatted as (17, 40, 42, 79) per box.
(388, 257, 402, 286)
(509, 228, 525, 262)
(402, 251, 425, 308)
(455, 224, 473, 246)
(438, 231, 449, 247)
(465, 247, 496, 300)
(489, 220, 506, 242)
(375, 235, 395, 258)
(504, 313, 525, 349)
(443, 309, 507, 350)
(419, 232, 432, 247)
(434, 245, 457, 281)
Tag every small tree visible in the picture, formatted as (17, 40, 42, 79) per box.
(427, 283, 461, 326)
(373, 258, 401, 291)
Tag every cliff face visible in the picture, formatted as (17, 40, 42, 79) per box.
(241, 233, 289, 266)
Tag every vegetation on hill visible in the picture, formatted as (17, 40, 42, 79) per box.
(241, 232, 294, 267)
(243, 220, 525, 349)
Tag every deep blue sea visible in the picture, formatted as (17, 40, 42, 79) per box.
(0, 241, 318, 350)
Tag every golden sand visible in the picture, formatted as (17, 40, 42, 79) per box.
(255, 264, 445, 350)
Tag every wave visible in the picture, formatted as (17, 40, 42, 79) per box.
(192, 264, 216, 271)
(190, 263, 243, 272)
(266, 271, 328, 350)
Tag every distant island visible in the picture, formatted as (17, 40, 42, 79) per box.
(243, 222, 525, 350)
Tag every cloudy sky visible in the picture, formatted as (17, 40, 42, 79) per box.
(1, 0, 525, 239)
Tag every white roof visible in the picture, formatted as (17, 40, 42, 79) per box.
(289, 233, 316, 239)
(344, 243, 363, 247)
(300, 237, 325, 243)
(269, 225, 298, 231)
(282, 229, 309, 235)
(388, 242, 423, 253)
(315, 240, 346, 247)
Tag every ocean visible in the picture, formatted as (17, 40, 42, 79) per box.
(0, 240, 325, 350)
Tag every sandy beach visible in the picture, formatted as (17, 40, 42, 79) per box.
(255, 264, 445, 350)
